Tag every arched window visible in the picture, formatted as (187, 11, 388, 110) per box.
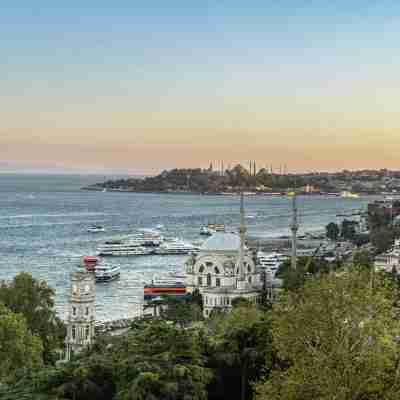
(247, 264, 252, 273)
(199, 265, 205, 273)
(72, 325, 76, 340)
(214, 266, 220, 274)
(198, 276, 203, 286)
(248, 276, 252, 284)
(72, 307, 76, 316)
(207, 273, 212, 287)
(85, 325, 90, 340)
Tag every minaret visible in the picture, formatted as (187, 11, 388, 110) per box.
(65, 269, 96, 361)
(236, 192, 247, 289)
(290, 192, 299, 270)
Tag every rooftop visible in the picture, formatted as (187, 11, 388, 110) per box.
(200, 232, 241, 253)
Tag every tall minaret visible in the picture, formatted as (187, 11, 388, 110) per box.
(236, 192, 247, 289)
(290, 192, 299, 270)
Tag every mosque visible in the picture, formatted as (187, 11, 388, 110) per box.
(185, 193, 263, 317)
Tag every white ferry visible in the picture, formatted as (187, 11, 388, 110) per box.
(200, 223, 226, 236)
(257, 251, 288, 277)
(97, 242, 154, 257)
(155, 240, 197, 255)
(95, 264, 121, 282)
(341, 191, 360, 199)
(87, 225, 106, 233)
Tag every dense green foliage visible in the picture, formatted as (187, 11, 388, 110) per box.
(0, 273, 65, 364)
(325, 222, 340, 241)
(0, 303, 43, 382)
(255, 268, 400, 400)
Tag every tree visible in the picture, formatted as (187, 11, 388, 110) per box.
(370, 227, 394, 254)
(255, 268, 400, 400)
(0, 273, 65, 364)
(209, 305, 273, 400)
(353, 250, 374, 269)
(162, 297, 202, 327)
(325, 222, 340, 242)
(341, 219, 357, 240)
(0, 303, 43, 381)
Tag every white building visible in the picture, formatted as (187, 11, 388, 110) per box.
(185, 193, 262, 317)
(375, 239, 400, 274)
(65, 269, 96, 361)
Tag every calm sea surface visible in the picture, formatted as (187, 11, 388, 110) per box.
(0, 174, 373, 321)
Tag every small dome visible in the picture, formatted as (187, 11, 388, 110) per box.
(200, 232, 240, 252)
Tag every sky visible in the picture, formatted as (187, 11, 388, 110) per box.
(1, 0, 400, 174)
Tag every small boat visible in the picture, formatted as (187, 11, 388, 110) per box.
(95, 264, 120, 282)
(88, 225, 106, 233)
(341, 191, 360, 199)
(200, 223, 226, 236)
(81, 256, 99, 272)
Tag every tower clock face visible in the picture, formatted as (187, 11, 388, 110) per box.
(72, 284, 78, 294)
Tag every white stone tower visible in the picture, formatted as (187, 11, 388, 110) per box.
(65, 269, 96, 361)
(236, 191, 247, 290)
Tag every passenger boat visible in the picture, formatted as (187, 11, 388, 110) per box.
(257, 251, 289, 277)
(97, 242, 154, 257)
(144, 278, 186, 300)
(87, 225, 106, 233)
(200, 223, 226, 236)
(155, 240, 197, 255)
(81, 256, 99, 272)
(95, 264, 121, 282)
(341, 191, 360, 199)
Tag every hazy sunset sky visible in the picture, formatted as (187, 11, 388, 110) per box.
(2, 1, 400, 174)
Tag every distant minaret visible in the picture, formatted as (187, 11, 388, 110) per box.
(290, 192, 299, 270)
(222, 161, 225, 176)
(254, 161, 257, 176)
(236, 192, 247, 289)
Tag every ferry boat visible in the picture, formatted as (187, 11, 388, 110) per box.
(200, 223, 226, 236)
(155, 240, 197, 255)
(97, 242, 154, 257)
(87, 225, 106, 233)
(144, 278, 186, 300)
(129, 229, 164, 247)
(257, 251, 288, 277)
(81, 256, 99, 272)
(95, 264, 121, 282)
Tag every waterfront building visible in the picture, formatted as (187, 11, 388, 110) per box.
(185, 193, 262, 317)
(375, 239, 400, 274)
(65, 269, 96, 361)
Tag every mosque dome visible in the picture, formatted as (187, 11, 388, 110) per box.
(200, 232, 240, 253)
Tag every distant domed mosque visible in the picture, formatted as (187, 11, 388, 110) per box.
(185, 193, 262, 317)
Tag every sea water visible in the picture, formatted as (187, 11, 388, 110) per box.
(0, 173, 373, 321)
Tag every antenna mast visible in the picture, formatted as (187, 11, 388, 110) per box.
(290, 192, 299, 270)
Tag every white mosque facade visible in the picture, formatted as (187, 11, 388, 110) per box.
(185, 195, 263, 317)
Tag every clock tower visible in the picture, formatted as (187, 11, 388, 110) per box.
(65, 268, 96, 361)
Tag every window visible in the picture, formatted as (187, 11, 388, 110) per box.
(248, 276, 252, 283)
(198, 277, 203, 286)
(85, 325, 90, 340)
(227, 298, 230, 305)
(205, 297, 208, 305)
(207, 273, 212, 287)
(206, 262, 213, 267)
(216, 278, 221, 287)
(214, 267, 220, 274)
(199, 265, 205, 273)
(72, 325, 76, 340)
(85, 307, 89, 316)
(247, 265, 251, 273)
(72, 307, 76, 316)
